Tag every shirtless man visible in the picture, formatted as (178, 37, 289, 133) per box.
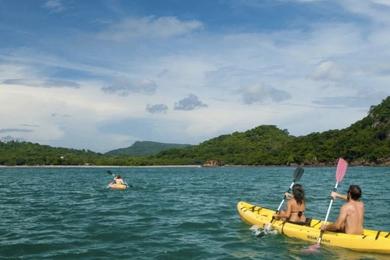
(321, 185, 364, 235)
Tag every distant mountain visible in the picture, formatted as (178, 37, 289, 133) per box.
(105, 141, 191, 156)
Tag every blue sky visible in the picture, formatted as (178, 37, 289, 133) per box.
(1, 0, 390, 152)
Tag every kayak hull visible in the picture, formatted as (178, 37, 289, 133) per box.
(237, 201, 390, 254)
(108, 183, 127, 190)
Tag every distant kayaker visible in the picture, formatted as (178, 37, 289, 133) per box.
(111, 175, 126, 185)
(321, 185, 364, 235)
(273, 183, 306, 224)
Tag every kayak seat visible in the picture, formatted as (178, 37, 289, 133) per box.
(287, 217, 312, 226)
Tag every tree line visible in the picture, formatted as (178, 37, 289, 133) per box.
(1, 97, 389, 166)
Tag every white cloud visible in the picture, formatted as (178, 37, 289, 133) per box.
(97, 16, 203, 42)
(2, 78, 80, 88)
(369, 0, 390, 6)
(0, 87, 65, 143)
(43, 0, 65, 13)
(340, 0, 390, 24)
(0, 75, 154, 152)
(0, 63, 34, 80)
(239, 84, 291, 104)
(102, 78, 157, 96)
(0, 128, 34, 133)
(310, 60, 345, 81)
(0, 51, 130, 80)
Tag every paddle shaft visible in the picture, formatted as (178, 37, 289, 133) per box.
(317, 181, 340, 244)
(276, 181, 295, 212)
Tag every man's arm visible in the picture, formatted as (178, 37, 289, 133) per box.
(331, 191, 348, 201)
(321, 205, 348, 232)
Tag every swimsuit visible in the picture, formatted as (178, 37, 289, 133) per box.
(291, 210, 304, 217)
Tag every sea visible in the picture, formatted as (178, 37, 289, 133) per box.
(1, 166, 389, 259)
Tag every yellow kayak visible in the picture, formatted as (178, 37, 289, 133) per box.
(237, 201, 390, 254)
(108, 183, 128, 190)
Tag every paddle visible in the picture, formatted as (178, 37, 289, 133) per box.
(276, 166, 304, 213)
(255, 167, 304, 237)
(306, 158, 348, 251)
(107, 170, 115, 177)
(106, 170, 116, 188)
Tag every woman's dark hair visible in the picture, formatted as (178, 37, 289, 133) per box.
(348, 185, 362, 200)
(116, 175, 121, 179)
(292, 184, 305, 205)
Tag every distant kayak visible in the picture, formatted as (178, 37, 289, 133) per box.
(237, 201, 390, 254)
(108, 183, 128, 190)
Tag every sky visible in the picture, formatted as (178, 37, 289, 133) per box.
(1, 0, 390, 153)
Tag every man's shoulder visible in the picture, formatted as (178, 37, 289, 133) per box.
(343, 201, 363, 211)
(356, 200, 365, 208)
(349, 200, 364, 206)
(341, 202, 354, 210)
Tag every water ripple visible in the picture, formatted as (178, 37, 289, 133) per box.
(0, 167, 389, 259)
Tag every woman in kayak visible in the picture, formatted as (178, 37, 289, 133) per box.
(273, 183, 306, 224)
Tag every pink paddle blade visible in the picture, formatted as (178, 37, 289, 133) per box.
(336, 158, 348, 183)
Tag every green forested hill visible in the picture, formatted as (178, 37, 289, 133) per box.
(0, 141, 103, 165)
(151, 125, 293, 165)
(105, 141, 191, 156)
(285, 97, 390, 165)
(152, 96, 390, 166)
(0, 141, 152, 166)
(0, 96, 389, 166)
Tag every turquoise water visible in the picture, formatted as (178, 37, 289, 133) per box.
(1, 166, 389, 259)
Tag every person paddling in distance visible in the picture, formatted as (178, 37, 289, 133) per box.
(273, 184, 306, 224)
(111, 175, 126, 186)
(321, 185, 364, 235)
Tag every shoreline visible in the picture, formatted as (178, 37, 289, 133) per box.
(0, 164, 389, 168)
(0, 165, 202, 168)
